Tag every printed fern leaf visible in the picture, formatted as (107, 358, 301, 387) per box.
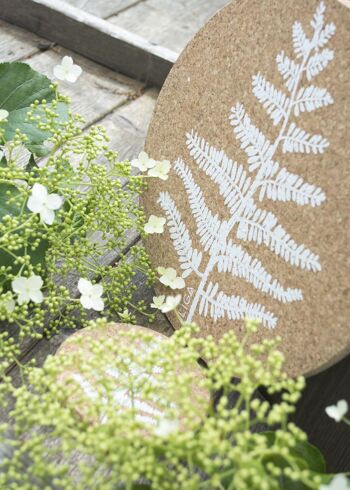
(230, 103, 273, 171)
(282, 122, 329, 154)
(174, 159, 225, 253)
(306, 49, 334, 80)
(186, 131, 251, 215)
(258, 164, 326, 206)
(158, 191, 202, 279)
(293, 21, 310, 58)
(316, 22, 336, 49)
(237, 204, 321, 271)
(276, 51, 301, 92)
(252, 73, 290, 125)
(199, 281, 277, 328)
(217, 240, 303, 303)
(293, 85, 333, 116)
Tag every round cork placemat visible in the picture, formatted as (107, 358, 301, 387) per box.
(55, 323, 210, 428)
(142, 0, 350, 376)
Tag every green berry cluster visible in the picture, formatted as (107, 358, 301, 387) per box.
(0, 90, 153, 374)
(0, 320, 331, 490)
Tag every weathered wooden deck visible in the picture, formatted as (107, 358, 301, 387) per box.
(0, 0, 349, 474)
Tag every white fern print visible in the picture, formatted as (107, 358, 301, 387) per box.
(157, 1, 335, 329)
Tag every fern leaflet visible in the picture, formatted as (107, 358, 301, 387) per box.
(276, 51, 301, 92)
(230, 103, 273, 171)
(293, 85, 333, 116)
(217, 240, 303, 302)
(252, 73, 290, 125)
(174, 159, 225, 253)
(258, 164, 325, 206)
(237, 204, 321, 271)
(282, 122, 329, 154)
(199, 281, 277, 328)
(158, 191, 203, 278)
(306, 49, 334, 80)
(186, 131, 251, 215)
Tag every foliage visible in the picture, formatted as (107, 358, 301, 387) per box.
(0, 62, 154, 375)
(0, 320, 332, 490)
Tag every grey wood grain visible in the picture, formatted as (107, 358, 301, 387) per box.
(0, 19, 42, 61)
(0, 0, 177, 86)
(25, 46, 143, 126)
(109, 0, 229, 53)
(64, 0, 141, 18)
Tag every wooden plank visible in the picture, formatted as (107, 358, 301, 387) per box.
(0, 0, 177, 87)
(25, 46, 143, 126)
(0, 19, 42, 61)
(64, 0, 140, 18)
(109, 0, 229, 53)
(102, 87, 158, 161)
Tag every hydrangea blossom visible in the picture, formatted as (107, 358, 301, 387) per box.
(148, 160, 171, 180)
(131, 151, 155, 172)
(151, 294, 181, 312)
(27, 183, 63, 225)
(78, 278, 104, 311)
(157, 267, 185, 290)
(11, 275, 43, 305)
(144, 215, 166, 234)
(53, 56, 82, 83)
(325, 400, 348, 422)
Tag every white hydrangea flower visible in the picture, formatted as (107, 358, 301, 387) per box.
(27, 183, 63, 225)
(11, 275, 44, 305)
(53, 56, 82, 83)
(320, 475, 350, 490)
(160, 295, 182, 313)
(150, 295, 165, 309)
(144, 215, 166, 234)
(131, 151, 156, 172)
(157, 267, 185, 290)
(154, 419, 179, 437)
(0, 109, 9, 121)
(325, 400, 348, 422)
(148, 160, 171, 180)
(78, 278, 104, 311)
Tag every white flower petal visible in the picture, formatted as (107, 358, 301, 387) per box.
(91, 296, 104, 312)
(40, 208, 55, 225)
(80, 294, 94, 309)
(46, 193, 63, 210)
(32, 183, 48, 200)
(27, 275, 43, 290)
(61, 56, 74, 68)
(170, 277, 186, 290)
(65, 65, 82, 83)
(92, 283, 103, 297)
(78, 278, 93, 295)
(4, 298, 15, 313)
(320, 475, 350, 490)
(29, 289, 44, 304)
(53, 65, 66, 81)
(17, 291, 30, 305)
(27, 195, 44, 213)
(11, 277, 27, 293)
(151, 295, 165, 309)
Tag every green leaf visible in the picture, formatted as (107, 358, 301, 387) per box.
(0, 62, 68, 156)
(0, 183, 48, 278)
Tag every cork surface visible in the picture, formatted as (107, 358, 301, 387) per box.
(55, 323, 209, 427)
(143, 0, 350, 376)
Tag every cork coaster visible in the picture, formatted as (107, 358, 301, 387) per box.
(55, 323, 210, 429)
(142, 0, 350, 376)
